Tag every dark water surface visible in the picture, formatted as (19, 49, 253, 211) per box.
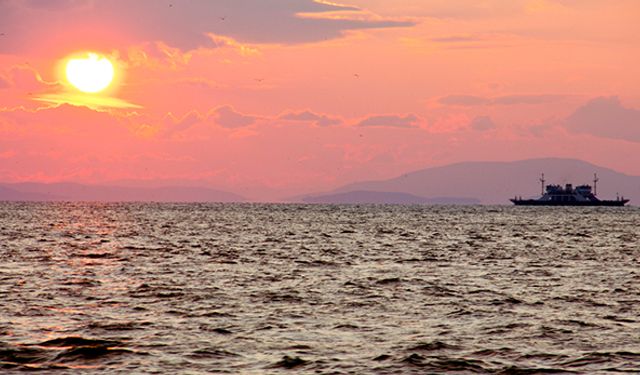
(0, 203, 639, 373)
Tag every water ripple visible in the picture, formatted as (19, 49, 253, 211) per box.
(0, 202, 638, 373)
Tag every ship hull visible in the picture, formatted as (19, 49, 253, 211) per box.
(511, 199, 629, 206)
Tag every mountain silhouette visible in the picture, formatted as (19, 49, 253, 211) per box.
(303, 190, 478, 205)
(313, 158, 640, 205)
(0, 182, 245, 202)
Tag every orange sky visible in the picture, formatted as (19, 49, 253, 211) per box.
(1, 0, 639, 200)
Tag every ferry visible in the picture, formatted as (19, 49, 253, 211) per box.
(511, 174, 629, 206)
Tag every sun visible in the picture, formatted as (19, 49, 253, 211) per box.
(65, 53, 114, 93)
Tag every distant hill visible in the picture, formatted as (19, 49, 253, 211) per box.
(0, 186, 61, 201)
(3, 159, 639, 205)
(0, 183, 246, 202)
(318, 158, 640, 205)
(303, 190, 479, 205)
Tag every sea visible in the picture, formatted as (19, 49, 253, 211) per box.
(0, 202, 639, 374)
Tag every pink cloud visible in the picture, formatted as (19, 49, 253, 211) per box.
(161, 105, 258, 136)
(358, 114, 420, 128)
(279, 110, 342, 126)
(211, 106, 257, 128)
(163, 111, 204, 134)
(0, 65, 57, 91)
(565, 97, 640, 143)
(0, 65, 63, 109)
(469, 116, 496, 131)
(0, 0, 413, 55)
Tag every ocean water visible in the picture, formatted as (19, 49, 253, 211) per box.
(0, 202, 639, 374)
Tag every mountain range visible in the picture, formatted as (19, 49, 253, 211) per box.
(313, 158, 640, 205)
(302, 190, 479, 205)
(1, 158, 638, 204)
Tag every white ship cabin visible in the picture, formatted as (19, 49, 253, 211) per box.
(574, 185, 593, 195)
(542, 183, 596, 202)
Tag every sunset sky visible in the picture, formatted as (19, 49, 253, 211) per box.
(1, 0, 639, 200)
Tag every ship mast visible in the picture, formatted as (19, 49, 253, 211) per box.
(540, 173, 545, 195)
(593, 173, 599, 196)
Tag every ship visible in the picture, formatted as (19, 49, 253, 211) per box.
(511, 173, 630, 206)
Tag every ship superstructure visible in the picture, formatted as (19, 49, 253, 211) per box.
(511, 174, 629, 206)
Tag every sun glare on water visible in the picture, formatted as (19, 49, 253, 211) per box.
(65, 53, 114, 93)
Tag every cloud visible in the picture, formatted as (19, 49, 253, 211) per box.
(0, 65, 62, 109)
(0, 0, 414, 54)
(439, 94, 566, 106)
(527, 123, 555, 138)
(164, 111, 204, 134)
(565, 96, 640, 142)
(1, 65, 55, 90)
(161, 106, 258, 135)
(126, 42, 194, 70)
(0, 103, 172, 182)
(211, 105, 257, 128)
(279, 110, 341, 126)
(0, 63, 140, 110)
(469, 116, 496, 131)
(0, 104, 136, 142)
(358, 114, 419, 128)
(281, 110, 322, 122)
(206, 34, 260, 56)
(34, 93, 142, 110)
(314, 117, 342, 127)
